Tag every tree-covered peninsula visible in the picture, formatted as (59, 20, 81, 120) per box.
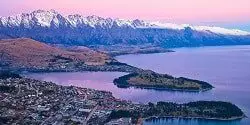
(114, 70, 213, 92)
(109, 101, 245, 124)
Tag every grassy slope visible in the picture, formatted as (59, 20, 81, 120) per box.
(0, 38, 111, 69)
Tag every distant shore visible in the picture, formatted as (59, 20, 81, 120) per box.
(109, 48, 174, 57)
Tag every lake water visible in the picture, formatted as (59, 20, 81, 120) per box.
(26, 45, 250, 125)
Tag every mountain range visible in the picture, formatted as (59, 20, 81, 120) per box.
(0, 10, 250, 48)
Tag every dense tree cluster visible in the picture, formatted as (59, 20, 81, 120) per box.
(113, 71, 213, 91)
(108, 101, 244, 123)
(0, 85, 16, 93)
(0, 71, 21, 79)
(186, 101, 244, 118)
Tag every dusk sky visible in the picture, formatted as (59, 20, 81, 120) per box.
(1, 0, 250, 31)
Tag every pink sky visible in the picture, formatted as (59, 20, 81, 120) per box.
(1, 0, 250, 23)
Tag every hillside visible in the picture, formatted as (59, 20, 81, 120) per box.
(0, 38, 111, 70)
(0, 10, 250, 49)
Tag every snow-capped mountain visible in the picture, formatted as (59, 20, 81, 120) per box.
(1, 10, 250, 47)
(0, 9, 154, 29)
(1, 9, 249, 35)
(148, 22, 250, 36)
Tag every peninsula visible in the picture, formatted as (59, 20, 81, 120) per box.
(114, 71, 213, 92)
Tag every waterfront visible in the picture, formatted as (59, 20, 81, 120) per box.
(27, 45, 250, 124)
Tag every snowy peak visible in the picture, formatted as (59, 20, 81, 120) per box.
(192, 26, 250, 36)
(0, 10, 249, 36)
(0, 9, 65, 28)
(30, 9, 61, 27)
(148, 22, 250, 35)
(0, 10, 156, 29)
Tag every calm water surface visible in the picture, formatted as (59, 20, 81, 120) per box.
(26, 45, 250, 125)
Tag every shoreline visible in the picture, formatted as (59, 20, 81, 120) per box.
(110, 49, 174, 57)
(114, 83, 213, 92)
(19, 69, 214, 93)
(144, 115, 246, 122)
(0, 63, 142, 74)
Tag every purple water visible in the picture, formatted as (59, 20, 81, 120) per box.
(116, 45, 250, 125)
(26, 45, 250, 125)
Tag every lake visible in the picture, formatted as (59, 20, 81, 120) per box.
(26, 45, 250, 125)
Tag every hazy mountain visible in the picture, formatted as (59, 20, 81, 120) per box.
(0, 10, 250, 48)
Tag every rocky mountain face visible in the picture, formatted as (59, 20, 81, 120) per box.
(1, 10, 250, 48)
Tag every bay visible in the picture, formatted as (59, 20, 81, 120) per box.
(27, 45, 250, 125)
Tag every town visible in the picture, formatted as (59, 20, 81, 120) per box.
(0, 72, 245, 125)
(0, 76, 142, 125)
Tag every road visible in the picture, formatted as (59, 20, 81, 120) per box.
(83, 105, 98, 125)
